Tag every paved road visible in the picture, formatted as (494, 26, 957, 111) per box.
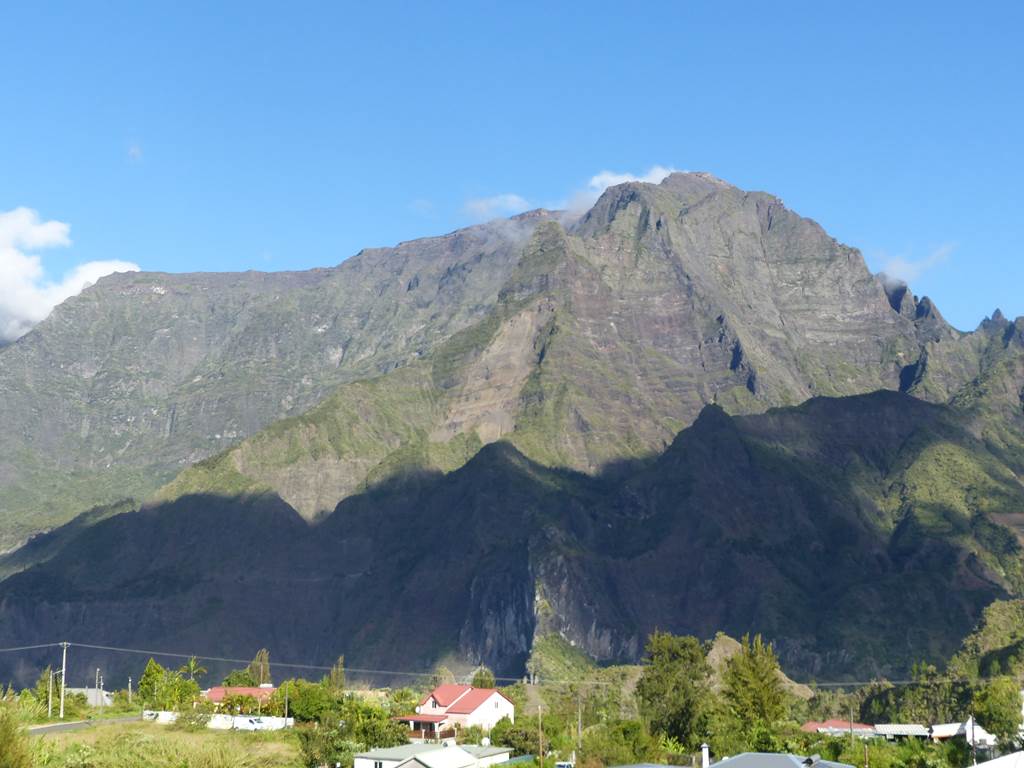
(28, 715, 140, 736)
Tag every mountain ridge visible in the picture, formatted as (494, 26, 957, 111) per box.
(0, 172, 1021, 686)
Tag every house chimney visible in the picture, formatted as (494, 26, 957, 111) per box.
(701, 743, 710, 768)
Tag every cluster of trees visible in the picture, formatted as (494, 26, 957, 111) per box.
(138, 659, 202, 711)
(482, 632, 1024, 768)
(634, 632, 794, 758)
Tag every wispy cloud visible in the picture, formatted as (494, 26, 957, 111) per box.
(878, 243, 955, 289)
(463, 193, 531, 221)
(461, 165, 681, 223)
(128, 143, 143, 162)
(563, 164, 680, 211)
(0, 207, 140, 343)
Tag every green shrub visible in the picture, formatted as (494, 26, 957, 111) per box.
(0, 706, 34, 768)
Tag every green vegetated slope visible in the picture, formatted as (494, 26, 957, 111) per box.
(948, 599, 1024, 678)
(0, 390, 1021, 685)
(0, 213, 552, 548)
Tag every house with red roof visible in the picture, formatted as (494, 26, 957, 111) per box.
(396, 684, 515, 739)
(203, 684, 276, 708)
(800, 719, 875, 738)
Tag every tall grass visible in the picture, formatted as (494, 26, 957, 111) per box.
(0, 706, 35, 768)
(32, 726, 302, 768)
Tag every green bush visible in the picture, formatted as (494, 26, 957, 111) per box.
(0, 706, 34, 768)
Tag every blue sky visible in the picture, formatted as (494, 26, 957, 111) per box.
(1, 1, 1021, 333)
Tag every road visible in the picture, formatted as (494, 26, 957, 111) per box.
(28, 714, 140, 736)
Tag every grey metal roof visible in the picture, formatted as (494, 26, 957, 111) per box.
(356, 744, 442, 761)
(462, 746, 514, 758)
(712, 754, 854, 768)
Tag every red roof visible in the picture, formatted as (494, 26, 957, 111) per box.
(204, 686, 276, 703)
(801, 719, 873, 733)
(447, 688, 510, 714)
(419, 684, 472, 707)
(396, 713, 449, 723)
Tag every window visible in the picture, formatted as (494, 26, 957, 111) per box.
(374, 761, 383, 768)
(495, 700, 499, 708)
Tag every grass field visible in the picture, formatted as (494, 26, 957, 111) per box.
(31, 721, 303, 767)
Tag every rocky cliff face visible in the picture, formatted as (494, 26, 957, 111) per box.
(155, 173, 994, 524)
(0, 215, 551, 547)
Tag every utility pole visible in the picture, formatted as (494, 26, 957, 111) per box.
(100, 673, 104, 709)
(970, 713, 977, 766)
(95, 667, 100, 707)
(284, 681, 290, 721)
(863, 740, 868, 768)
(128, 676, 132, 705)
(59, 642, 69, 719)
(47, 670, 54, 718)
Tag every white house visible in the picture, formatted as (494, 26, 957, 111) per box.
(354, 744, 512, 768)
(396, 684, 515, 738)
(930, 716, 997, 750)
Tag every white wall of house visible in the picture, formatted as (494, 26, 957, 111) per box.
(459, 691, 515, 730)
(354, 758, 402, 768)
(475, 751, 513, 768)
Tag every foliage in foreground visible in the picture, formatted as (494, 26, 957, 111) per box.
(32, 727, 301, 768)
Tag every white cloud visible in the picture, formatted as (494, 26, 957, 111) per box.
(463, 193, 532, 221)
(0, 207, 140, 343)
(128, 143, 143, 162)
(565, 164, 680, 211)
(878, 243, 955, 288)
(461, 165, 681, 223)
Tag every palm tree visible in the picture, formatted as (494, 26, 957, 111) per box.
(179, 656, 208, 682)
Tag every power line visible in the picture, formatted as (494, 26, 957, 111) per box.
(69, 642, 611, 685)
(0, 642, 61, 653)
(0, 639, 1011, 690)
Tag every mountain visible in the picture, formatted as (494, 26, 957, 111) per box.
(149, 174, 988, 522)
(0, 172, 1021, 685)
(0, 391, 1020, 687)
(0, 213, 552, 549)
(2, 173, 986, 547)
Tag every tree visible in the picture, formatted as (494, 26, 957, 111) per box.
(431, 665, 455, 687)
(580, 720, 661, 768)
(272, 678, 339, 723)
(326, 655, 345, 692)
(471, 665, 496, 689)
(0, 706, 34, 768)
(635, 632, 711, 749)
(722, 634, 787, 728)
(137, 658, 199, 710)
(222, 668, 257, 687)
(296, 723, 360, 768)
(973, 676, 1023, 747)
(179, 656, 208, 682)
(248, 648, 272, 686)
(138, 659, 166, 708)
(31, 666, 54, 709)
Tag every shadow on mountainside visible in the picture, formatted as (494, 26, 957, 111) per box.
(0, 391, 1021, 687)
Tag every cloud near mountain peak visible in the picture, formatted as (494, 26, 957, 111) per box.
(0, 207, 140, 343)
